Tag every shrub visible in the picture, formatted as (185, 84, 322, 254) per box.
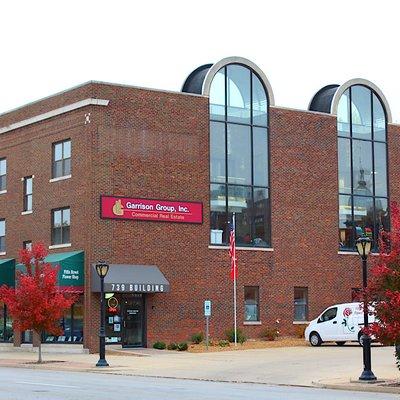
(262, 327, 279, 341)
(218, 339, 230, 347)
(167, 342, 178, 350)
(153, 341, 166, 350)
(177, 342, 188, 351)
(225, 328, 246, 344)
(294, 324, 307, 339)
(191, 332, 204, 344)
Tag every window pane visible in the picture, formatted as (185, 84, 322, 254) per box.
(375, 198, 389, 247)
(54, 143, 63, 161)
(54, 160, 63, 178)
(0, 220, 5, 236)
(374, 142, 387, 197)
(62, 208, 70, 226)
(338, 138, 351, 194)
(253, 188, 270, 246)
(337, 89, 350, 137)
(294, 287, 308, 321)
(63, 226, 70, 244)
(26, 195, 32, 211)
(209, 68, 225, 121)
(0, 237, 5, 253)
(253, 128, 268, 187)
(373, 94, 386, 142)
(252, 74, 267, 126)
(352, 140, 373, 195)
(64, 158, 71, 176)
(228, 185, 252, 246)
(73, 299, 84, 341)
(351, 86, 372, 140)
(25, 177, 32, 195)
(53, 210, 62, 227)
(63, 140, 71, 159)
(227, 124, 251, 185)
(244, 287, 259, 321)
(353, 196, 374, 239)
(210, 184, 227, 244)
(227, 65, 251, 124)
(0, 175, 5, 191)
(210, 122, 226, 183)
(0, 159, 6, 175)
(53, 227, 62, 245)
(339, 195, 353, 249)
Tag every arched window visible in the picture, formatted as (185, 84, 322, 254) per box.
(209, 64, 270, 247)
(338, 85, 389, 251)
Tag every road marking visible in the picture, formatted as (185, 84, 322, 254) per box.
(16, 381, 80, 389)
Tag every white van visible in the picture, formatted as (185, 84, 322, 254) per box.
(304, 302, 375, 346)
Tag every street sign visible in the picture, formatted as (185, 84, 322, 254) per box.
(204, 300, 211, 316)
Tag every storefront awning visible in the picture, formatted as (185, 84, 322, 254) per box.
(91, 264, 170, 293)
(0, 259, 15, 288)
(17, 250, 84, 293)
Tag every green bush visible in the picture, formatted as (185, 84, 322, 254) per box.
(167, 342, 178, 350)
(153, 341, 166, 350)
(191, 332, 204, 344)
(218, 339, 230, 347)
(225, 328, 246, 344)
(177, 342, 188, 351)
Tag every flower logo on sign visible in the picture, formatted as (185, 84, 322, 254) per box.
(342, 307, 355, 332)
(112, 199, 124, 216)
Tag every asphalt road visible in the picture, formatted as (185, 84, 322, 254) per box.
(0, 368, 397, 400)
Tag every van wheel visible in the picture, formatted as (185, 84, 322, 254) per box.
(336, 341, 346, 346)
(309, 332, 322, 346)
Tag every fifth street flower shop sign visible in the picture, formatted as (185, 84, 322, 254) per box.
(101, 196, 203, 224)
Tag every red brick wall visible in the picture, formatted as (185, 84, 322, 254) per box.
(0, 82, 399, 352)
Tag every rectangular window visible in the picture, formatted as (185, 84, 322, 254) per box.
(52, 139, 71, 179)
(23, 176, 33, 212)
(23, 241, 32, 250)
(244, 286, 259, 321)
(0, 158, 6, 191)
(294, 287, 308, 321)
(0, 219, 5, 252)
(51, 207, 70, 245)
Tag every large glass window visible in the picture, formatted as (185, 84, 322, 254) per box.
(52, 139, 71, 179)
(0, 158, 6, 191)
(51, 207, 70, 245)
(0, 219, 5, 253)
(244, 286, 259, 321)
(209, 64, 270, 247)
(0, 303, 12, 342)
(337, 85, 388, 251)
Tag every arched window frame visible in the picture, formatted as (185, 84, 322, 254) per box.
(335, 81, 390, 252)
(207, 58, 273, 248)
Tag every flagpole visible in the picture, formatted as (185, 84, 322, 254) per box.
(233, 213, 237, 346)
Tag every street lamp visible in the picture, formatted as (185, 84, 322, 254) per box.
(95, 261, 109, 367)
(355, 237, 376, 381)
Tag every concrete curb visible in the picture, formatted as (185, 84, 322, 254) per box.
(313, 378, 400, 394)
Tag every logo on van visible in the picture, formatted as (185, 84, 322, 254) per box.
(342, 307, 355, 332)
(343, 307, 352, 317)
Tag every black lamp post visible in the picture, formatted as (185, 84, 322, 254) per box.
(355, 237, 376, 381)
(95, 261, 109, 367)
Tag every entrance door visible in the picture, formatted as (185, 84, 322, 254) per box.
(122, 294, 145, 347)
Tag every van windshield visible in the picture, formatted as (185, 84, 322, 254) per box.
(319, 307, 337, 322)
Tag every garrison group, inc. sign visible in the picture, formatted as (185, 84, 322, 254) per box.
(100, 196, 203, 224)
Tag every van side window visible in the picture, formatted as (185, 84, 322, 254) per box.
(318, 307, 338, 323)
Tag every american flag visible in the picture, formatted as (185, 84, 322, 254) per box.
(229, 222, 237, 281)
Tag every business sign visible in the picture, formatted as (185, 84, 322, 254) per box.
(101, 196, 203, 224)
(204, 300, 212, 316)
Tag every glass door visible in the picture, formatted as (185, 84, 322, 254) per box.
(122, 294, 144, 347)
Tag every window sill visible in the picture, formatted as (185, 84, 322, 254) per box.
(21, 210, 33, 215)
(0, 190, 7, 195)
(243, 321, 262, 325)
(208, 245, 273, 252)
(49, 243, 71, 250)
(338, 251, 379, 256)
(293, 321, 309, 325)
(49, 174, 71, 183)
(0, 252, 6, 256)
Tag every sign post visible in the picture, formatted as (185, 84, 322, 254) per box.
(204, 300, 211, 350)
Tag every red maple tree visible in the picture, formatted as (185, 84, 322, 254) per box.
(0, 243, 77, 363)
(365, 202, 400, 369)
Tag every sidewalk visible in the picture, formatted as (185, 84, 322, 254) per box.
(0, 345, 398, 394)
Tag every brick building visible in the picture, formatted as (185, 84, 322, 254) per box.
(0, 56, 399, 352)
